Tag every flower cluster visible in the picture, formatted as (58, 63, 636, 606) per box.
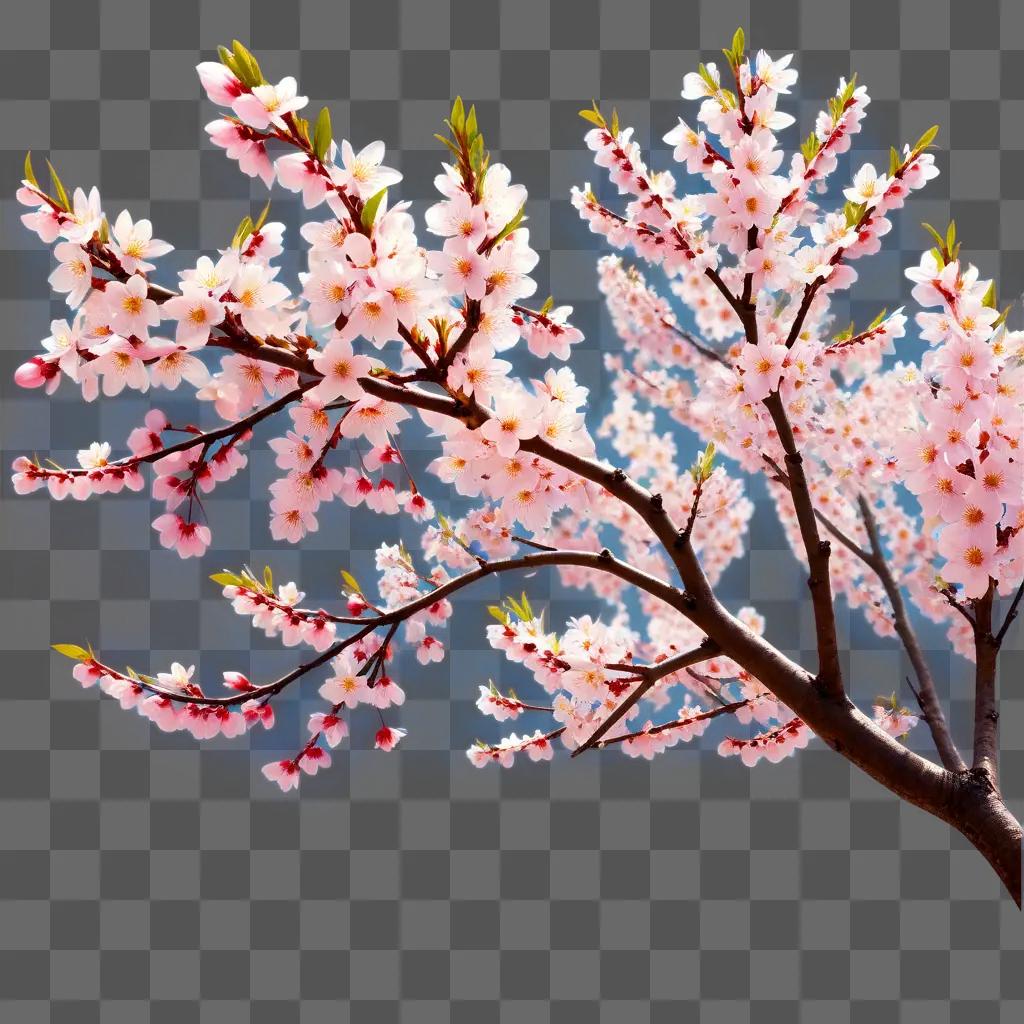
(14, 37, 1020, 800)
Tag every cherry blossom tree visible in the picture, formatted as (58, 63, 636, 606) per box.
(12, 35, 1021, 902)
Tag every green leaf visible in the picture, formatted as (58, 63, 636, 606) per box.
(867, 307, 888, 331)
(520, 592, 533, 620)
(465, 104, 478, 141)
(920, 221, 945, 252)
(210, 571, 243, 588)
(292, 115, 311, 147)
(340, 569, 361, 594)
(52, 643, 92, 661)
(253, 200, 271, 232)
(691, 441, 716, 483)
(487, 204, 526, 250)
(469, 133, 485, 172)
(945, 220, 956, 252)
(578, 107, 605, 129)
(982, 280, 997, 310)
(263, 565, 274, 592)
(610, 107, 620, 138)
(232, 215, 254, 249)
(913, 124, 939, 153)
(360, 188, 387, 230)
(231, 39, 264, 88)
(449, 96, 465, 134)
(46, 159, 70, 212)
(23, 151, 38, 188)
(731, 26, 745, 61)
(800, 131, 821, 163)
(539, 295, 554, 316)
(992, 304, 1012, 329)
(487, 605, 509, 625)
(434, 133, 461, 158)
(889, 145, 901, 178)
(312, 106, 332, 162)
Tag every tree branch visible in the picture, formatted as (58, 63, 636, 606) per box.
(596, 697, 753, 748)
(763, 391, 843, 695)
(662, 318, 729, 365)
(856, 495, 966, 773)
(972, 584, 1001, 789)
(571, 638, 720, 757)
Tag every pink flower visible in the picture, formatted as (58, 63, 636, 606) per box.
(309, 712, 348, 748)
(205, 119, 275, 187)
(161, 287, 224, 348)
(364, 675, 405, 710)
(299, 744, 331, 775)
(243, 700, 275, 730)
(275, 153, 329, 208)
(196, 62, 244, 106)
(262, 759, 301, 791)
(339, 399, 410, 448)
(152, 513, 212, 559)
(374, 725, 407, 751)
(333, 140, 401, 200)
(309, 336, 373, 404)
(479, 395, 542, 457)
(736, 340, 787, 403)
(937, 526, 996, 599)
(49, 243, 93, 307)
(429, 240, 489, 300)
(232, 76, 308, 130)
(102, 274, 161, 339)
(110, 210, 173, 274)
(226, 263, 290, 337)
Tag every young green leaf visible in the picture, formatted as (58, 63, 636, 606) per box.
(450, 96, 465, 134)
(52, 643, 91, 661)
(210, 571, 244, 588)
(732, 27, 745, 60)
(487, 204, 526, 249)
(253, 200, 271, 232)
(914, 124, 939, 153)
(232, 215, 254, 249)
(360, 188, 387, 230)
(578, 104, 605, 129)
(340, 569, 362, 594)
(263, 565, 274, 592)
(46, 159, 70, 212)
(920, 222, 946, 254)
(231, 39, 264, 88)
(312, 106, 333, 161)
(24, 151, 38, 188)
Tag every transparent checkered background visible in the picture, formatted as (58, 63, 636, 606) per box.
(0, 0, 1022, 1020)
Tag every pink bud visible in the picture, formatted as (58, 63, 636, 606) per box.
(14, 356, 58, 389)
